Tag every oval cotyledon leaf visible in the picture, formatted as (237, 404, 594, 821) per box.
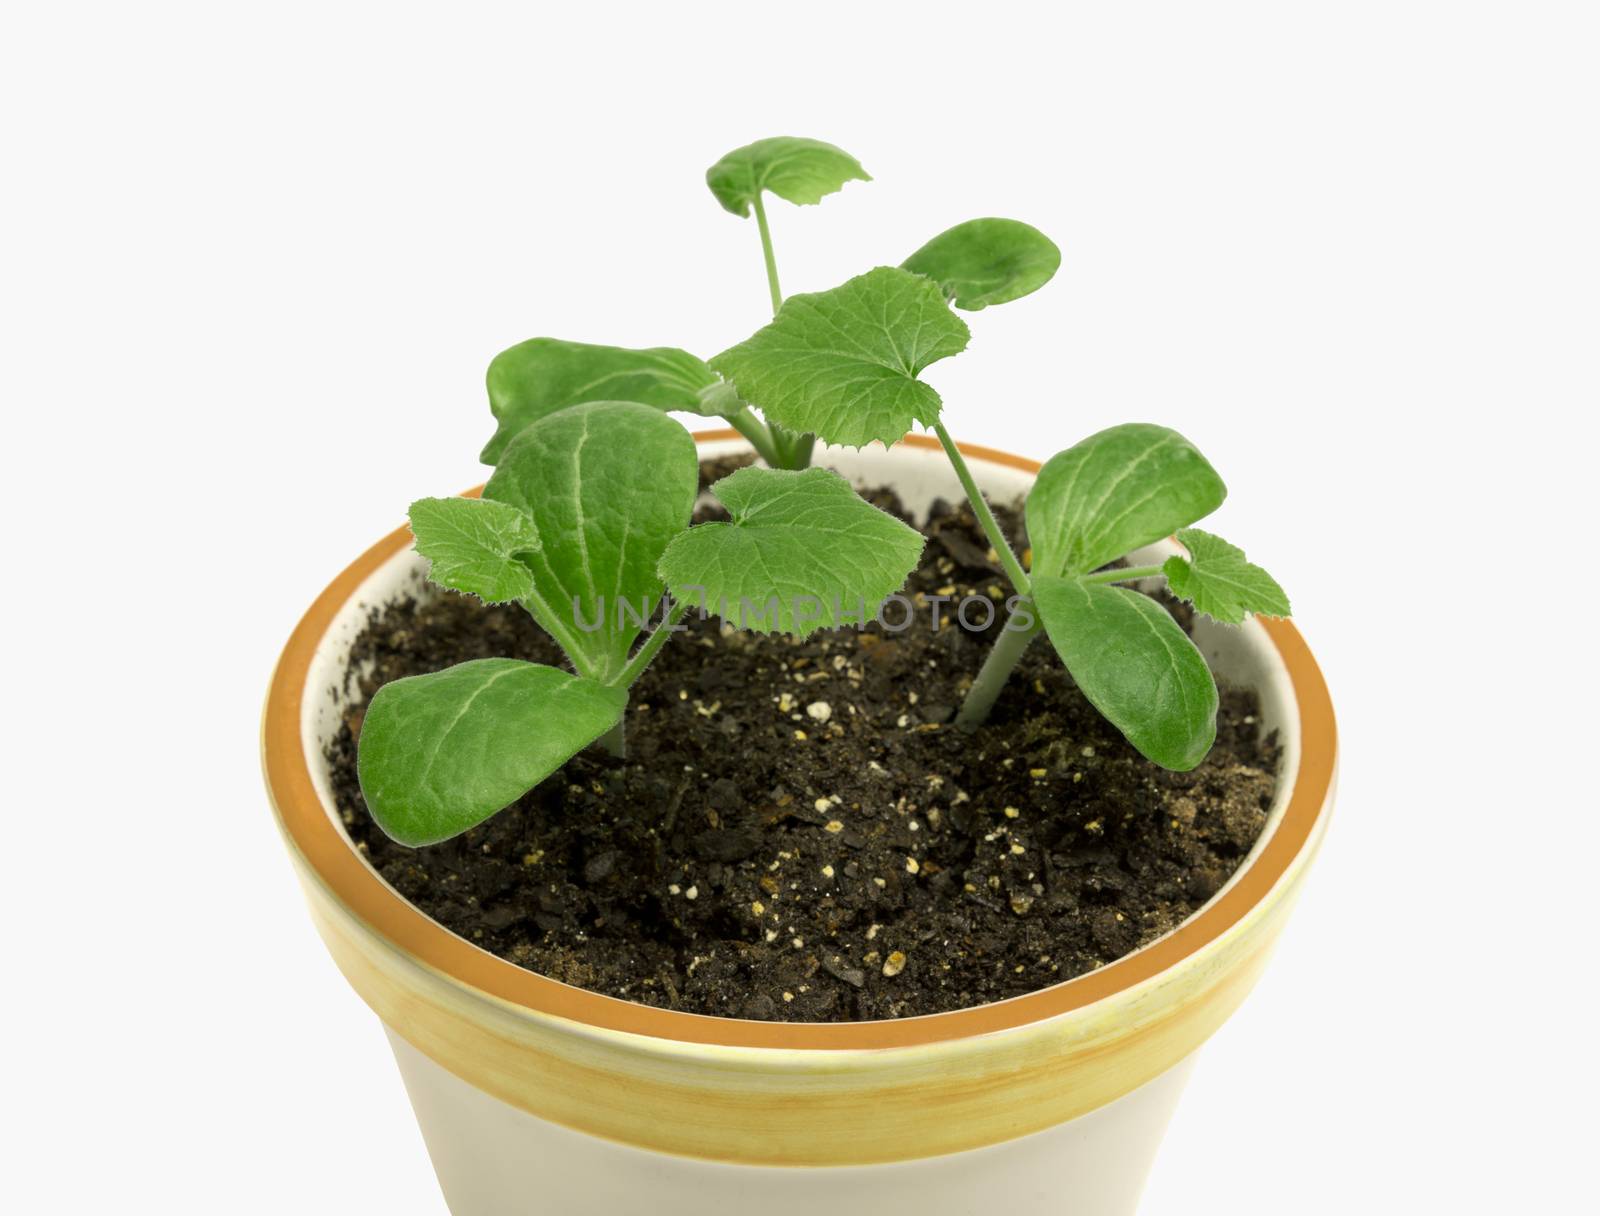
(357, 659, 627, 846)
(1026, 424, 1227, 579)
(1032, 576, 1218, 771)
(482, 339, 720, 464)
(902, 217, 1061, 310)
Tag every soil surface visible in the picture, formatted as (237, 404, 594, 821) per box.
(326, 472, 1280, 1022)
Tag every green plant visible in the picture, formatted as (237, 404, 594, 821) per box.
(357, 135, 1291, 849)
(480, 137, 869, 473)
(711, 216, 1290, 770)
(358, 401, 921, 846)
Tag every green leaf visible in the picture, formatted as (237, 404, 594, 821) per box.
(705, 136, 870, 217)
(658, 466, 924, 636)
(902, 218, 1062, 310)
(1163, 528, 1291, 625)
(711, 267, 971, 449)
(482, 339, 719, 464)
(1033, 576, 1218, 770)
(1027, 424, 1227, 578)
(407, 496, 540, 604)
(357, 659, 627, 846)
(485, 401, 697, 679)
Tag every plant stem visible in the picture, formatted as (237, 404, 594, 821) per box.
(1081, 564, 1166, 586)
(611, 598, 691, 690)
(787, 432, 816, 467)
(725, 408, 783, 466)
(932, 419, 1031, 596)
(956, 604, 1041, 729)
(747, 191, 817, 469)
(592, 599, 694, 760)
(598, 716, 625, 759)
(765, 422, 813, 469)
(520, 587, 598, 681)
(752, 191, 783, 316)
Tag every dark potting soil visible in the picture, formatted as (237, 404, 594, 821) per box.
(325, 472, 1280, 1023)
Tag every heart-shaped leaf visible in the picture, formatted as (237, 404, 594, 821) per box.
(705, 137, 870, 217)
(1027, 424, 1227, 578)
(482, 339, 719, 464)
(902, 218, 1061, 310)
(407, 496, 540, 604)
(357, 659, 627, 846)
(1163, 528, 1290, 625)
(485, 401, 697, 679)
(1032, 576, 1218, 770)
(711, 267, 971, 449)
(658, 466, 924, 636)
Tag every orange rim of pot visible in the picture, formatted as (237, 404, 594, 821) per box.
(263, 431, 1337, 1051)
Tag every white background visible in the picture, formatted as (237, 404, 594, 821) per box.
(4, 2, 1596, 1212)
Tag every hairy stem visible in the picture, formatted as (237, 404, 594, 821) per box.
(611, 598, 691, 690)
(725, 408, 783, 466)
(766, 423, 812, 469)
(746, 190, 815, 469)
(956, 603, 1041, 729)
(932, 420, 1031, 595)
(786, 432, 816, 467)
(1081, 564, 1166, 586)
(520, 587, 599, 681)
(752, 191, 783, 316)
(597, 716, 626, 759)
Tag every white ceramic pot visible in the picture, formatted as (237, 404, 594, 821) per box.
(263, 433, 1337, 1216)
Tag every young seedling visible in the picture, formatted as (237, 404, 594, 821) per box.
(477, 136, 869, 473)
(712, 216, 1289, 770)
(358, 400, 698, 845)
(704, 135, 871, 468)
(1000, 424, 1289, 769)
(360, 415, 919, 844)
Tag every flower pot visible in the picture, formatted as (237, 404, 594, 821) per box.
(263, 432, 1336, 1216)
